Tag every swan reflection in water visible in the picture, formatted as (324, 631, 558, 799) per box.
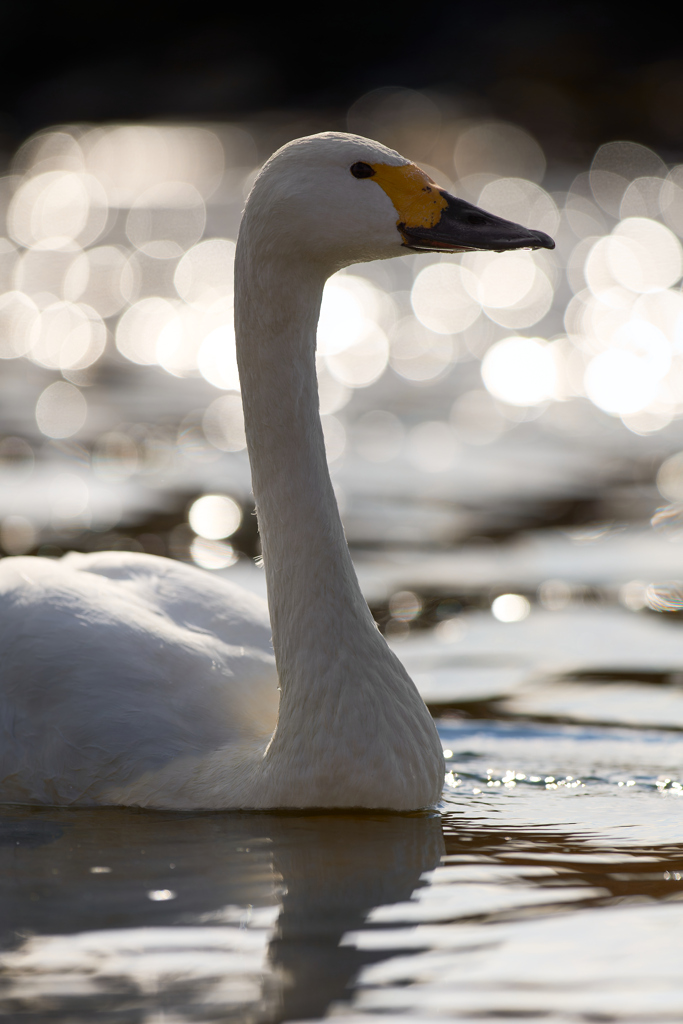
(0, 807, 444, 1021)
(4, 805, 683, 1021)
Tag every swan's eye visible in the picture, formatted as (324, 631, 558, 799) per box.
(350, 162, 376, 179)
(466, 213, 488, 225)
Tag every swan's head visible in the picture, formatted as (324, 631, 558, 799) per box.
(244, 132, 554, 270)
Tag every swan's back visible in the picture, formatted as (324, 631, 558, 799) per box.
(0, 553, 278, 805)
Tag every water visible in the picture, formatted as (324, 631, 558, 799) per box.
(2, 611, 683, 1021)
(0, 808, 443, 1021)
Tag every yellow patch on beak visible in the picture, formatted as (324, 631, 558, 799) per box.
(370, 163, 448, 230)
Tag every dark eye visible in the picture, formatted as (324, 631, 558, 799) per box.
(466, 214, 488, 225)
(350, 162, 375, 179)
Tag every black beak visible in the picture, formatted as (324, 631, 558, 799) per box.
(400, 192, 555, 254)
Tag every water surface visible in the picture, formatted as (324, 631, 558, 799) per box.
(3, 643, 683, 1022)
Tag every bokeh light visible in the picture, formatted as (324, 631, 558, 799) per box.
(584, 349, 660, 416)
(174, 239, 235, 307)
(411, 263, 480, 334)
(156, 303, 203, 378)
(35, 382, 87, 438)
(190, 536, 238, 570)
(482, 337, 557, 407)
(65, 246, 129, 317)
(2, 116, 680, 453)
(2, 109, 683, 585)
(609, 219, 682, 293)
(325, 325, 388, 388)
(317, 276, 391, 388)
(8, 171, 108, 250)
(657, 452, 683, 502)
(318, 276, 375, 355)
(202, 393, 246, 452)
(29, 301, 106, 370)
(492, 594, 531, 622)
(388, 590, 422, 622)
(317, 360, 351, 414)
(198, 324, 240, 390)
(590, 142, 667, 217)
(189, 494, 242, 540)
(81, 126, 225, 205)
(466, 251, 536, 308)
(0, 292, 38, 358)
(390, 318, 455, 382)
(116, 297, 176, 365)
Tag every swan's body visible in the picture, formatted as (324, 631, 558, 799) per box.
(0, 133, 552, 809)
(0, 552, 278, 806)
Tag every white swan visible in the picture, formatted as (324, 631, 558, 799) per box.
(0, 132, 553, 810)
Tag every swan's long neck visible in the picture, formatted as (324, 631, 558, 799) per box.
(235, 247, 375, 683)
(234, 220, 443, 809)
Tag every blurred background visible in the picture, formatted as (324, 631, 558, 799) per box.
(2, 0, 683, 630)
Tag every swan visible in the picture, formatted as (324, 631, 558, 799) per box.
(0, 132, 553, 810)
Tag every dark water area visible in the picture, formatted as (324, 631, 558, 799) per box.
(2, 774, 683, 1021)
(0, 807, 442, 1021)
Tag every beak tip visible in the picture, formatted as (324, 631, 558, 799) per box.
(533, 230, 555, 250)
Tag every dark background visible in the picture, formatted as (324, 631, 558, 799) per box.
(2, 1, 683, 164)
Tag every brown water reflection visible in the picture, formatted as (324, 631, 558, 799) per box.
(0, 807, 443, 1021)
(2, 805, 683, 1021)
(333, 819, 683, 1023)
